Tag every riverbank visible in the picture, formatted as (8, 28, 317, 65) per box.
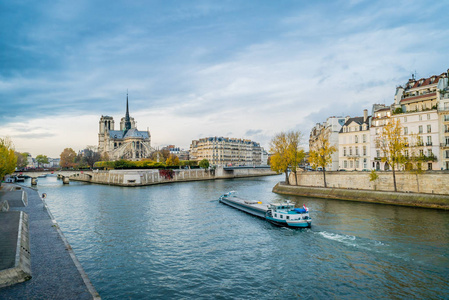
(69, 166, 277, 187)
(273, 182, 449, 210)
(0, 184, 100, 299)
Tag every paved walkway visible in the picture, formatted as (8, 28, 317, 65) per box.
(0, 186, 100, 299)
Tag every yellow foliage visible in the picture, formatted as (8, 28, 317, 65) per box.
(0, 137, 17, 179)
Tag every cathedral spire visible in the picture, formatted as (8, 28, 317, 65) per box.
(124, 91, 131, 132)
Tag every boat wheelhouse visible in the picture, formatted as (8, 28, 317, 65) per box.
(265, 201, 311, 228)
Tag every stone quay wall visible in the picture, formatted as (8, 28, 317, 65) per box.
(289, 171, 449, 195)
(70, 167, 276, 187)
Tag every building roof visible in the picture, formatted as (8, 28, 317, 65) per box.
(400, 92, 437, 103)
(108, 129, 149, 140)
(339, 116, 370, 133)
(405, 74, 443, 90)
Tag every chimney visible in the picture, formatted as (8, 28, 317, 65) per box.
(363, 109, 368, 122)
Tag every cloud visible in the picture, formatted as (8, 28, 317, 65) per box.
(0, 0, 448, 156)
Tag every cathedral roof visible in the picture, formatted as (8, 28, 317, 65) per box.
(124, 128, 150, 139)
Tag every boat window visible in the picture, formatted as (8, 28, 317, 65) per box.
(280, 215, 283, 218)
(275, 214, 277, 217)
(286, 216, 289, 219)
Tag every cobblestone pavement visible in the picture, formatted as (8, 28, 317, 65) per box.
(0, 186, 99, 299)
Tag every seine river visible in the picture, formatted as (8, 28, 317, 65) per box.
(36, 175, 448, 299)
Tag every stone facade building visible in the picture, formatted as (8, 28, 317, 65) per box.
(190, 137, 262, 166)
(309, 117, 346, 171)
(98, 95, 153, 161)
(339, 110, 371, 171)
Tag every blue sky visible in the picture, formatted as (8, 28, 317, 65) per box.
(1, 0, 448, 157)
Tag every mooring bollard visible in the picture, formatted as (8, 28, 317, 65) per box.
(31, 178, 37, 186)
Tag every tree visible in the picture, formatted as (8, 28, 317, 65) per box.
(199, 159, 210, 169)
(60, 148, 77, 169)
(0, 137, 17, 180)
(270, 132, 290, 182)
(166, 155, 180, 166)
(287, 131, 305, 185)
(15, 152, 29, 170)
(308, 130, 337, 188)
(376, 119, 407, 192)
(36, 154, 49, 168)
(83, 146, 101, 168)
(270, 130, 305, 184)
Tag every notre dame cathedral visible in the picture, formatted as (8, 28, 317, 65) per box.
(98, 94, 153, 160)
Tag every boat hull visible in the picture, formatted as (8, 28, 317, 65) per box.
(219, 196, 267, 218)
(266, 217, 311, 228)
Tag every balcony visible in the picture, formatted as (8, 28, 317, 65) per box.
(441, 143, 449, 148)
(426, 142, 433, 146)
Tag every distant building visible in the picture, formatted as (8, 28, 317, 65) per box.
(163, 145, 190, 161)
(369, 104, 391, 170)
(190, 137, 262, 166)
(309, 116, 346, 171)
(98, 94, 153, 161)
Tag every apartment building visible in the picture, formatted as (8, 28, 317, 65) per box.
(370, 104, 392, 170)
(339, 110, 371, 170)
(309, 116, 346, 171)
(189, 137, 262, 166)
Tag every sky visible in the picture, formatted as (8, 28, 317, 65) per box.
(1, 0, 449, 158)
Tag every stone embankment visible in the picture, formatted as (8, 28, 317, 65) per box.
(69, 166, 276, 187)
(273, 183, 449, 210)
(272, 170, 449, 210)
(0, 183, 100, 299)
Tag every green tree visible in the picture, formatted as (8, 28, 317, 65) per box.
(0, 137, 17, 180)
(36, 154, 49, 168)
(15, 152, 29, 170)
(376, 119, 407, 192)
(308, 130, 337, 188)
(60, 148, 77, 169)
(199, 159, 210, 169)
(269, 130, 305, 184)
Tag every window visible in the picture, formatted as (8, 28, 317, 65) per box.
(363, 134, 366, 143)
(404, 127, 408, 135)
(343, 147, 346, 156)
(350, 161, 353, 168)
(427, 125, 431, 133)
(446, 150, 449, 159)
(427, 136, 432, 146)
(356, 160, 360, 169)
(355, 135, 358, 143)
(377, 150, 380, 158)
(428, 163, 432, 170)
(344, 160, 348, 168)
(428, 149, 432, 156)
(444, 115, 449, 122)
(280, 215, 283, 219)
(427, 113, 431, 120)
(419, 149, 424, 156)
(286, 216, 289, 220)
(363, 158, 367, 169)
(356, 147, 359, 155)
(349, 147, 353, 155)
(404, 116, 407, 122)
(419, 115, 422, 121)
(419, 125, 423, 133)
(445, 125, 449, 133)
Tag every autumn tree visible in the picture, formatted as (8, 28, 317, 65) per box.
(166, 154, 180, 166)
(199, 159, 210, 169)
(376, 118, 407, 192)
(60, 148, 77, 169)
(270, 130, 305, 184)
(35, 154, 49, 168)
(308, 130, 337, 188)
(0, 137, 17, 180)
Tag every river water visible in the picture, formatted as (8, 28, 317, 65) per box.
(35, 175, 448, 299)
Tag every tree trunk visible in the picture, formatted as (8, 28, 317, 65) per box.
(323, 168, 327, 188)
(392, 165, 397, 192)
(294, 170, 298, 186)
(285, 170, 289, 184)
